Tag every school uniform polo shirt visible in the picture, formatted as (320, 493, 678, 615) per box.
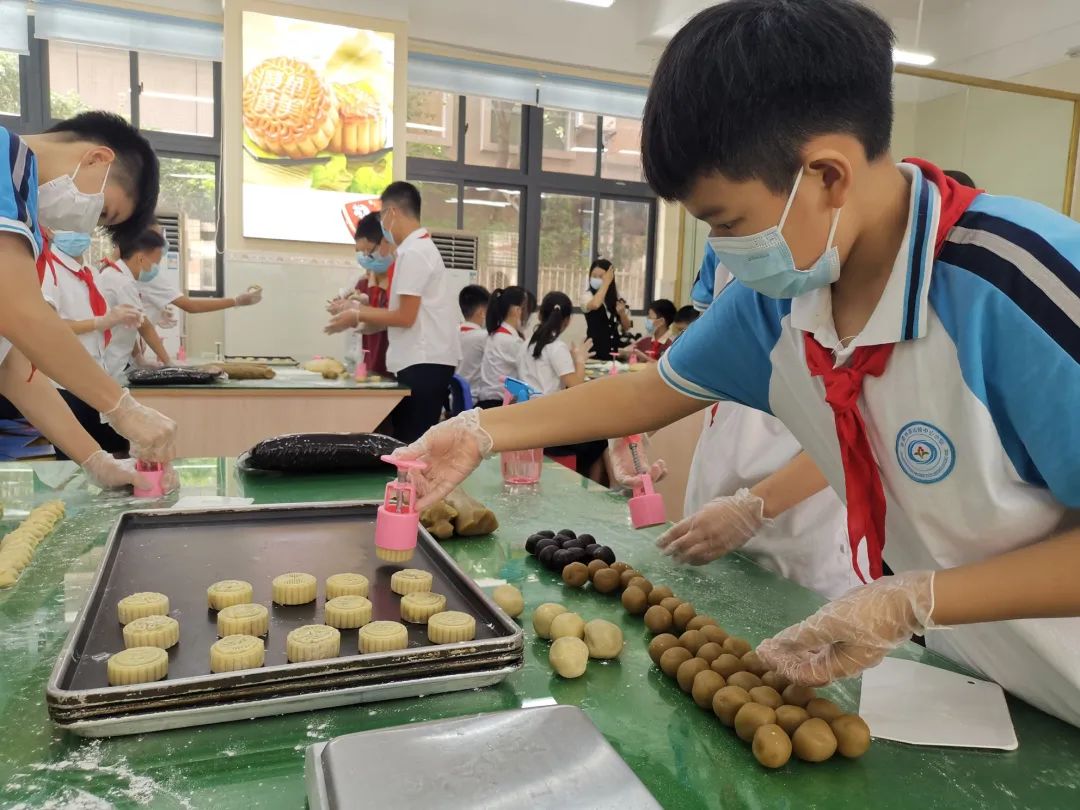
(660, 162, 1080, 725)
(0, 128, 44, 368)
(96, 259, 144, 379)
(456, 321, 486, 393)
(39, 247, 107, 372)
(476, 322, 524, 402)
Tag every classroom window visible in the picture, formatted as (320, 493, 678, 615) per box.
(413, 180, 459, 232)
(406, 88, 458, 161)
(538, 193, 594, 302)
(138, 53, 215, 138)
(542, 108, 599, 176)
(600, 116, 643, 183)
(465, 97, 521, 170)
(462, 186, 522, 291)
(597, 198, 650, 309)
(157, 157, 219, 293)
(48, 41, 131, 120)
(0, 51, 20, 117)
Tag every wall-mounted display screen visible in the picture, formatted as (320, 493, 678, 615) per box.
(241, 11, 395, 243)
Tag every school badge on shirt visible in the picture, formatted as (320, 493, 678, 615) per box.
(895, 421, 956, 484)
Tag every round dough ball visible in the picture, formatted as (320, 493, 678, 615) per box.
(722, 637, 752, 657)
(749, 685, 784, 709)
(549, 611, 586, 641)
(792, 718, 838, 762)
(627, 576, 652, 595)
(691, 669, 727, 710)
(678, 630, 706, 655)
(532, 603, 568, 639)
(775, 704, 810, 737)
(492, 584, 524, 618)
(659, 646, 693, 678)
(648, 633, 681, 665)
(685, 615, 718, 631)
(701, 625, 730, 645)
(621, 586, 649, 615)
(782, 684, 817, 708)
(672, 603, 697, 633)
(609, 561, 632, 575)
(761, 670, 791, 693)
(753, 724, 793, 769)
(734, 701, 777, 743)
(712, 685, 752, 726)
(644, 605, 673, 634)
(593, 568, 621, 594)
(584, 619, 624, 659)
(587, 559, 608, 580)
(696, 642, 724, 664)
(648, 586, 674, 606)
(677, 657, 710, 693)
(562, 562, 589, 588)
(550, 636, 589, 678)
(711, 653, 745, 679)
(806, 698, 844, 723)
(659, 597, 684, 613)
(740, 651, 769, 676)
(619, 569, 642, 589)
(831, 714, 872, 759)
(727, 670, 763, 692)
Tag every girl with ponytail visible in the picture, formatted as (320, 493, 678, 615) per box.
(474, 285, 530, 408)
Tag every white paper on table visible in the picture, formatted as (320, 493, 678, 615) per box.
(171, 496, 255, 510)
(859, 657, 1018, 750)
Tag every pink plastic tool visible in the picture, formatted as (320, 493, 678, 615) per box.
(133, 461, 165, 499)
(354, 349, 368, 382)
(375, 455, 427, 562)
(608, 351, 620, 376)
(624, 434, 666, 528)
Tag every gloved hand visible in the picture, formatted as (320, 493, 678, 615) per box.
(157, 306, 178, 329)
(235, 286, 262, 307)
(101, 390, 177, 463)
(96, 304, 144, 331)
(656, 488, 767, 565)
(391, 409, 494, 509)
(571, 337, 594, 366)
(607, 435, 666, 490)
(757, 571, 937, 686)
(324, 309, 361, 335)
(82, 450, 151, 490)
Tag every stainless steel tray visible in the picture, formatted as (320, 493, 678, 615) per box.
(305, 705, 661, 809)
(47, 501, 523, 737)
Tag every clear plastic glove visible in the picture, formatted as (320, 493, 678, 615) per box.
(324, 309, 360, 335)
(96, 304, 144, 331)
(390, 409, 494, 509)
(757, 571, 937, 687)
(235, 286, 262, 307)
(157, 306, 178, 329)
(101, 390, 177, 463)
(656, 488, 766, 565)
(571, 337, 594, 366)
(82, 450, 151, 490)
(607, 436, 667, 490)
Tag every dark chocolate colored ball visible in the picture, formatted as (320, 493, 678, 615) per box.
(594, 546, 616, 565)
(537, 546, 558, 568)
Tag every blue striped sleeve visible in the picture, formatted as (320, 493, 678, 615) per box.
(0, 127, 41, 256)
(690, 242, 718, 311)
(659, 281, 784, 413)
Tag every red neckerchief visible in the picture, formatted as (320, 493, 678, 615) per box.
(460, 322, 480, 333)
(804, 159, 981, 582)
(495, 325, 515, 337)
(100, 257, 123, 273)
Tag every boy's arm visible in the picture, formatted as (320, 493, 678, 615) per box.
(66, 318, 99, 336)
(138, 321, 171, 365)
(173, 295, 235, 314)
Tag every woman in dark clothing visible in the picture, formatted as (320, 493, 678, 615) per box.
(580, 258, 633, 362)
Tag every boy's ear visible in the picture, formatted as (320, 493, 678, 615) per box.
(84, 145, 117, 168)
(805, 149, 854, 210)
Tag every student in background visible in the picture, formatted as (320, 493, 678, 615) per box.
(474, 286, 529, 408)
(629, 298, 677, 362)
(98, 229, 169, 378)
(325, 182, 461, 442)
(670, 305, 700, 341)
(581, 258, 632, 362)
(456, 283, 490, 395)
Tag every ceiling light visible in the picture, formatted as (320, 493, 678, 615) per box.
(566, 0, 615, 7)
(893, 49, 935, 66)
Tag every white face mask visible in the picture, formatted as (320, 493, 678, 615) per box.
(589, 277, 603, 291)
(38, 160, 110, 234)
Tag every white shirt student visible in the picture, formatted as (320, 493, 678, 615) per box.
(475, 287, 530, 406)
(96, 230, 164, 379)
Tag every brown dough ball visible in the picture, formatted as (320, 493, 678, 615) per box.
(619, 569, 643, 588)
(782, 684, 817, 708)
(609, 561, 632, 575)
(749, 685, 784, 709)
(587, 559, 609, 580)
(701, 625, 730, 645)
(696, 642, 724, 664)
(727, 671, 763, 692)
(711, 653, 745, 679)
(621, 586, 649, 615)
(644, 605, 673, 634)
(659, 597, 684, 613)
(831, 714, 872, 759)
(722, 637, 752, 657)
(678, 630, 706, 655)
(660, 646, 693, 678)
(648, 586, 675, 606)
(627, 576, 653, 595)
(734, 702, 777, 743)
(561, 562, 589, 588)
(761, 670, 791, 693)
(672, 602, 697, 633)
(686, 615, 718, 631)
(648, 633, 681, 665)
(549, 612, 586, 640)
(691, 669, 727, 710)
(740, 651, 769, 676)
(752, 724, 793, 769)
(712, 685, 752, 726)
(792, 718, 838, 762)
(775, 704, 810, 737)
(806, 698, 844, 723)
(593, 568, 622, 594)
(677, 657, 710, 693)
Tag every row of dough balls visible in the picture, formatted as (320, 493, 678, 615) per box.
(0, 500, 65, 588)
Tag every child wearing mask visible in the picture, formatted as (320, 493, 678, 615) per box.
(474, 286, 529, 408)
(456, 284, 490, 395)
(628, 298, 677, 362)
(97, 229, 168, 378)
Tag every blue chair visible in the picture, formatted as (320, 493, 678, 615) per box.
(447, 374, 474, 417)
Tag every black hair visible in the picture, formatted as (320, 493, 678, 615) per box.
(46, 111, 160, 244)
(642, 0, 896, 200)
(675, 305, 700, 325)
(588, 257, 619, 311)
(485, 286, 529, 335)
(944, 169, 976, 189)
(525, 289, 537, 321)
(529, 291, 573, 359)
(117, 227, 166, 260)
(380, 181, 422, 219)
(649, 298, 677, 327)
(459, 284, 490, 319)
(354, 210, 383, 244)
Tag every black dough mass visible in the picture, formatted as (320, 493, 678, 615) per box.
(240, 433, 404, 474)
(126, 367, 223, 386)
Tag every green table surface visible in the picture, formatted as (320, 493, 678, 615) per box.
(1, 458, 1078, 809)
(128, 367, 406, 392)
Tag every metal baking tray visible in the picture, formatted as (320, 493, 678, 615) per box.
(46, 501, 523, 737)
(305, 705, 662, 809)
